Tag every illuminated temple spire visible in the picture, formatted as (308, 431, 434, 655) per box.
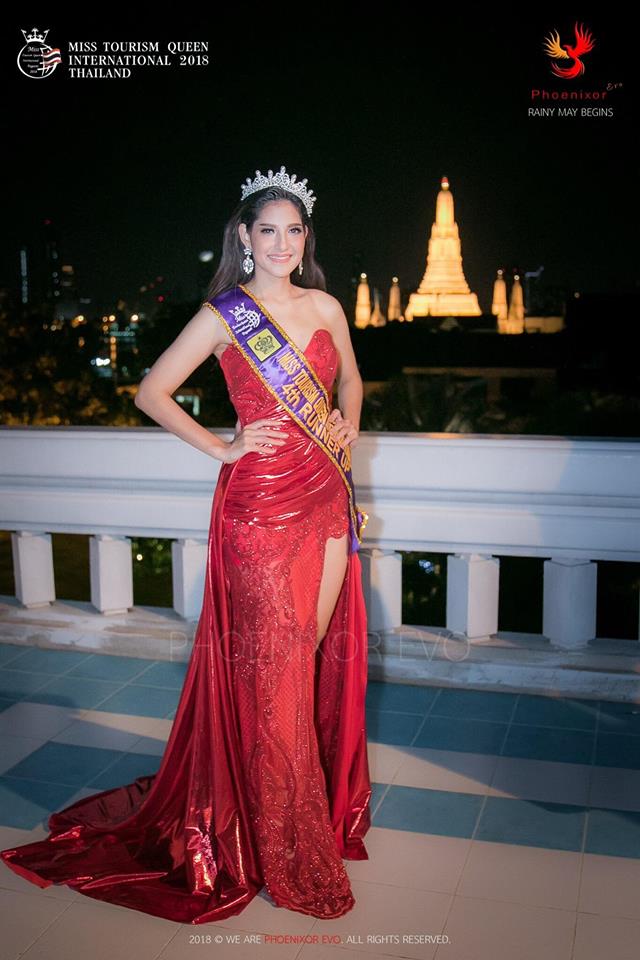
(354, 273, 371, 328)
(387, 276, 403, 321)
(370, 287, 386, 326)
(492, 269, 508, 327)
(507, 274, 525, 332)
(405, 176, 481, 319)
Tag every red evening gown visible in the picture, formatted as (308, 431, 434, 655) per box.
(0, 326, 372, 923)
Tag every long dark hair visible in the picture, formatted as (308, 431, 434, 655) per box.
(206, 185, 327, 302)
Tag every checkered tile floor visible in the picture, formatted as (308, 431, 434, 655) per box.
(1, 642, 640, 959)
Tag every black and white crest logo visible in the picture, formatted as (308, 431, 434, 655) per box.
(17, 27, 62, 78)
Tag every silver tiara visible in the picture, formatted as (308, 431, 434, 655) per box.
(240, 165, 317, 217)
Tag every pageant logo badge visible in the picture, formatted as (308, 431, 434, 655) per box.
(17, 27, 62, 78)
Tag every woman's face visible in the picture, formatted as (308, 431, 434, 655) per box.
(239, 200, 308, 278)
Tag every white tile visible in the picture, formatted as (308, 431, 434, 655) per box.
(348, 826, 471, 894)
(73, 709, 169, 739)
(17, 896, 180, 960)
(440, 895, 575, 960)
(0, 886, 73, 958)
(392, 747, 497, 794)
(366, 742, 408, 784)
(0, 865, 80, 903)
(299, 880, 451, 959)
(132, 716, 173, 739)
(579, 853, 640, 920)
(458, 840, 581, 910)
(489, 756, 591, 805)
(0, 702, 81, 739)
(573, 912, 640, 960)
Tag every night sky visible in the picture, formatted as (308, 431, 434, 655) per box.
(4, 12, 636, 314)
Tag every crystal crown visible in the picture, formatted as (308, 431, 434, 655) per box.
(240, 165, 317, 216)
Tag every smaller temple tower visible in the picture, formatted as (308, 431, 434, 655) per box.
(492, 269, 508, 327)
(370, 288, 386, 327)
(355, 273, 371, 328)
(387, 276, 403, 321)
(506, 274, 525, 333)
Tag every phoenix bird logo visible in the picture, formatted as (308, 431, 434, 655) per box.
(542, 22, 595, 79)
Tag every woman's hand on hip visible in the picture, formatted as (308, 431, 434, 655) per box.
(327, 408, 359, 448)
(218, 418, 289, 463)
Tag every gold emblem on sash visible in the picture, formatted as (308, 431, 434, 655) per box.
(247, 330, 282, 361)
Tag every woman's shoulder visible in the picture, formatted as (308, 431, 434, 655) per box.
(306, 288, 341, 313)
(307, 288, 344, 327)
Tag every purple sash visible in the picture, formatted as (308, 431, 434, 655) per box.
(204, 283, 368, 554)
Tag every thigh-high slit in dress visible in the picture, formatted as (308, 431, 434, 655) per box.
(0, 325, 372, 922)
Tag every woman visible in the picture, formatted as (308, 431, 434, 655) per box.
(0, 165, 371, 922)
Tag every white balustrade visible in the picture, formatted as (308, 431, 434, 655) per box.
(172, 538, 208, 621)
(1, 428, 639, 670)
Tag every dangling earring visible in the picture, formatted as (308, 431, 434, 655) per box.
(298, 258, 304, 276)
(243, 246, 254, 274)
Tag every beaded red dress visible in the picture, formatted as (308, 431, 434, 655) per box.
(0, 325, 372, 923)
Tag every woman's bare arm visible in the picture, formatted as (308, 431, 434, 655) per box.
(134, 304, 230, 460)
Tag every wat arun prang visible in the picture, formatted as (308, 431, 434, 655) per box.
(405, 176, 481, 319)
